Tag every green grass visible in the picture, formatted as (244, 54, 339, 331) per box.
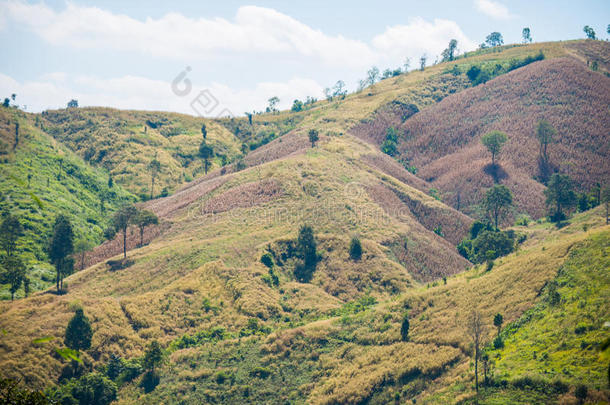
(0, 108, 134, 299)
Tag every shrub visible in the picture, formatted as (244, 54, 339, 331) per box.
(140, 371, 159, 393)
(349, 237, 362, 261)
(55, 373, 117, 405)
(260, 253, 274, 269)
(401, 314, 410, 342)
(65, 308, 92, 351)
(493, 336, 504, 349)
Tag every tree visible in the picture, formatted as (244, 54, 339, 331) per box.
(49, 215, 74, 291)
(245, 112, 253, 126)
(522, 27, 532, 43)
(493, 313, 503, 336)
(481, 130, 508, 166)
(349, 236, 362, 261)
(2, 98, 9, 108)
(198, 142, 214, 173)
(111, 204, 138, 259)
(67, 99, 78, 108)
(143, 340, 164, 374)
(65, 308, 93, 351)
(403, 57, 411, 72)
(467, 310, 487, 394)
(1, 255, 25, 300)
(291, 99, 304, 112)
(484, 185, 513, 229)
(400, 314, 410, 341)
(485, 32, 504, 47)
(536, 120, 555, 162)
(267, 96, 280, 113)
(55, 372, 116, 405)
(201, 123, 207, 139)
(602, 186, 610, 225)
(308, 129, 319, 148)
(441, 39, 458, 62)
(148, 158, 161, 200)
(367, 66, 380, 85)
(332, 80, 347, 99)
(575, 384, 588, 405)
(106, 354, 123, 380)
(74, 239, 95, 271)
(0, 214, 22, 257)
(419, 54, 427, 71)
(583, 25, 596, 40)
(294, 225, 317, 282)
(544, 174, 576, 222)
(134, 210, 158, 247)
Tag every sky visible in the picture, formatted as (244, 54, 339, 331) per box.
(0, 0, 608, 116)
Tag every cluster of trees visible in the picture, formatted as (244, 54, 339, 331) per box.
(293, 225, 319, 282)
(291, 96, 317, 112)
(324, 80, 347, 102)
(105, 204, 159, 259)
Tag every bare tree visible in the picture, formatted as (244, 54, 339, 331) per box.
(467, 310, 487, 395)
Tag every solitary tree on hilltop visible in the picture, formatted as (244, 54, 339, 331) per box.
(65, 308, 92, 351)
(481, 130, 508, 167)
(522, 27, 532, 43)
(308, 129, 319, 148)
(441, 39, 458, 62)
(485, 32, 504, 47)
(134, 209, 158, 247)
(49, 215, 74, 291)
(112, 204, 139, 259)
(536, 120, 555, 162)
(148, 158, 161, 200)
(544, 173, 576, 222)
(484, 185, 513, 230)
(583, 25, 597, 40)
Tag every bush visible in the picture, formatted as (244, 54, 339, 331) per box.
(493, 336, 504, 349)
(55, 373, 117, 405)
(260, 253, 274, 269)
(65, 308, 92, 351)
(349, 237, 362, 261)
(400, 314, 410, 342)
(140, 371, 159, 393)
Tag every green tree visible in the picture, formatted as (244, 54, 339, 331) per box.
(484, 185, 513, 229)
(267, 96, 280, 113)
(0, 214, 22, 257)
(49, 215, 74, 291)
(142, 340, 164, 373)
(291, 99, 304, 112)
(419, 54, 427, 71)
(544, 174, 576, 222)
(522, 27, 532, 43)
(134, 210, 158, 247)
(481, 130, 508, 166)
(349, 236, 362, 261)
(583, 25, 597, 39)
(367, 66, 380, 85)
(493, 313, 503, 336)
(55, 373, 116, 405)
(74, 239, 95, 271)
(65, 308, 93, 351)
(308, 129, 319, 148)
(198, 142, 214, 174)
(400, 314, 410, 341)
(441, 39, 458, 62)
(148, 158, 161, 199)
(332, 80, 347, 99)
(485, 32, 504, 47)
(111, 204, 138, 259)
(294, 225, 317, 282)
(201, 123, 207, 139)
(106, 354, 123, 381)
(1, 255, 25, 300)
(536, 120, 555, 161)
(575, 384, 588, 404)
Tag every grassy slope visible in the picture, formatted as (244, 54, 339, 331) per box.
(350, 40, 610, 221)
(40, 108, 242, 198)
(0, 107, 133, 299)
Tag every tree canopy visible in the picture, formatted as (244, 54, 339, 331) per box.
(484, 185, 513, 229)
(65, 308, 93, 351)
(481, 131, 508, 166)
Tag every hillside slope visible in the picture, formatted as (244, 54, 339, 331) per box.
(352, 47, 610, 220)
(0, 107, 133, 299)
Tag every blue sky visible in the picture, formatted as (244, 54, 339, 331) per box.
(0, 0, 608, 115)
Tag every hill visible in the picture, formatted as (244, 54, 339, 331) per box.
(0, 39, 608, 405)
(40, 108, 243, 199)
(0, 107, 133, 299)
(352, 42, 610, 221)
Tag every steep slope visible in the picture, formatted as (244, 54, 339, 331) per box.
(41, 108, 242, 198)
(352, 48, 610, 220)
(0, 107, 133, 299)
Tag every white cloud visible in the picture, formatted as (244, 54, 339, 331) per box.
(0, 2, 376, 68)
(373, 18, 477, 65)
(0, 72, 324, 115)
(474, 0, 513, 20)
